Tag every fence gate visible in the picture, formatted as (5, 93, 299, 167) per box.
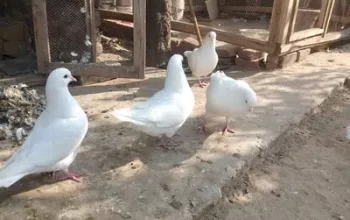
(32, 0, 146, 79)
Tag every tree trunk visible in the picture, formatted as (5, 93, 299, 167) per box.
(146, 0, 171, 67)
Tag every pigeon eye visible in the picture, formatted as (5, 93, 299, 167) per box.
(245, 100, 248, 104)
(64, 74, 68, 79)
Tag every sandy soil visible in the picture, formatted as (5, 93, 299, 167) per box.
(199, 87, 350, 220)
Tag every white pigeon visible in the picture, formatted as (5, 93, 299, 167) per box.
(0, 68, 88, 188)
(184, 31, 218, 88)
(204, 70, 257, 135)
(111, 54, 195, 147)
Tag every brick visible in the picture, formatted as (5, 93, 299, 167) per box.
(0, 22, 27, 41)
(237, 47, 264, 60)
(278, 52, 297, 68)
(3, 41, 27, 57)
(296, 48, 311, 62)
(235, 56, 262, 70)
(216, 42, 239, 58)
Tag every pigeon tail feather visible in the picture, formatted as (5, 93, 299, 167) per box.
(111, 108, 146, 127)
(0, 172, 26, 188)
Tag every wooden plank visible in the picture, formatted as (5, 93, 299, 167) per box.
(88, 0, 97, 62)
(289, 28, 324, 42)
(323, 0, 336, 36)
(317, 0, 328, 28)
(46, 61, 136, 78)
(222, 6, 272, 13)
(132, 0, 146, 79)
(171, 20, 268, 51)
(205, 0, 218, 21)
(99, 9, 133, 21)
(32, 0, 50, 74)
(280, 27, 350, 54)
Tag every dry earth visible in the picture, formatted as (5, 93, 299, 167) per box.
(199, 87, 350, 220)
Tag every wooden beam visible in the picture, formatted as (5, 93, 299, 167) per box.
(222, 6, 273, 14)
(32, 0, 50, 74)
(289, 28, 324, 42)
(46, 62, 136, 78)
(99, 9, 133, 21)
(171, 20, 268, 51)
(280, 27, 350, 54)
(132, 0, 146, 79)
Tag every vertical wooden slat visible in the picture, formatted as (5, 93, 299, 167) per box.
(89, 0, 97, 62)
(276, 0, 296, 44)
(287, 0, 300, 40)
(133, 0, 146, 79)
(317, 0, 329, 28)
(32, 0, 50, 74)
(322, 0, 336, 36)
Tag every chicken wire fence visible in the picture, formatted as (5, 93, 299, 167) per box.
(46, 0, 134, 66)
(46, 0, 93, 64)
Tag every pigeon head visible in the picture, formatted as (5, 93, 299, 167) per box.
(244, 87, 257, 113)
(46, 68, 77, 89)
(205, 31, 217, 43)
(167, 54, 184, 70)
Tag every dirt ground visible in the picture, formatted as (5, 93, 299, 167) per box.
(0, 43, 350, 220)
(199, 87, 350, 220)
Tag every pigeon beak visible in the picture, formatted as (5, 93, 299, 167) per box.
(70, 76, 77, 82)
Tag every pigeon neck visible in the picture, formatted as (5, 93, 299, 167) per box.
(164, 69, 190, 92)
(46, 87, 75, 110)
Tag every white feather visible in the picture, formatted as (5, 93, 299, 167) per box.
(184, 31, 218, 78)
(0, 68, 88, 188)
(111, 54, 195, 138)
(205, 70, 257, 121)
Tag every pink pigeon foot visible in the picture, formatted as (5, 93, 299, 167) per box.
(54, 171, 82, 183)
(222, 126, 235, 135)
(198, 80, 209, 88)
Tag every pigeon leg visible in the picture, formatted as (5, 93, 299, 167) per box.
(198, 77, 209, 87)
(157, 137, 179, 150)
(197, 115, 208, 133)
(56, 170, 82, 183)
(222, 118, 235, 135)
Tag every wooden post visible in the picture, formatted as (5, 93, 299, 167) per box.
(133, 0, 146, 78)
(32, 0, 50, 74)
(188, 0, 202, 45)
(266, 0, 295, 69)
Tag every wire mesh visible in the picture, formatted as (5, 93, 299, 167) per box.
(96, 0, 133, 65)
(46, 0, 92, 64)
(293, 0, 321, 32)
(327, 0, 350, 33)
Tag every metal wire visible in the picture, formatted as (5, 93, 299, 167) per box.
(46, 0, 92, 63)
